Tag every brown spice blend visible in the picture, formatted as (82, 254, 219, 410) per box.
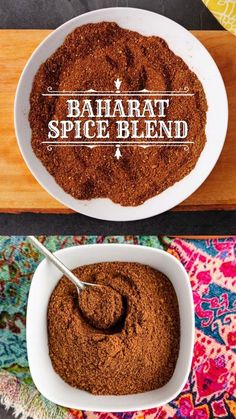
(30, 22, 207, 206)
(47, 262, 180, 395)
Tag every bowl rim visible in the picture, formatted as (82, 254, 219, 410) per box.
(14, 7, 228, 221)
(26, 243, 195, 412)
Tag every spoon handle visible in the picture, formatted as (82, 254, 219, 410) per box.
(28, 236, 85, 291)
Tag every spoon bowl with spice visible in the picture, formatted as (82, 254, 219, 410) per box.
(28, 236, 124, 330)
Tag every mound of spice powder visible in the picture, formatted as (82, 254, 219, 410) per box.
(30, 22, 207, 206)
(47, 262, 180, 395)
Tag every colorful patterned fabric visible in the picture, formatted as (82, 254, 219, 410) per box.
(202, 0, 236, 35)
(0, 236, 235, 419)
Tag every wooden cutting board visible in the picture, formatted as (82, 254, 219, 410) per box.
(0, 30, 235, 213)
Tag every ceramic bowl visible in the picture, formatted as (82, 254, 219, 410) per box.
(27, 243, 194, 411)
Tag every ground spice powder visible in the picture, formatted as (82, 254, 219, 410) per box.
(47, 262, 180, 395)
(30, 22, 207, 206)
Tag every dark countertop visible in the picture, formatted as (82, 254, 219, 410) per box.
(0, 0, 222, 29)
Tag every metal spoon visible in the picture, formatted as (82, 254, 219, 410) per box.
(28, 236, 97, 293)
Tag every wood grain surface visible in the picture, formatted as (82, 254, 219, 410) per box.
(0, 30, 235, 213)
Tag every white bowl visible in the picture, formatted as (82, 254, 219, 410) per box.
(14, 7, 228, 221)
(27, 244, 194, 412)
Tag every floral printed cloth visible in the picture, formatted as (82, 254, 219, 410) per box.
(0, 236, 235, 419)
(202, 0, 236, 35)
